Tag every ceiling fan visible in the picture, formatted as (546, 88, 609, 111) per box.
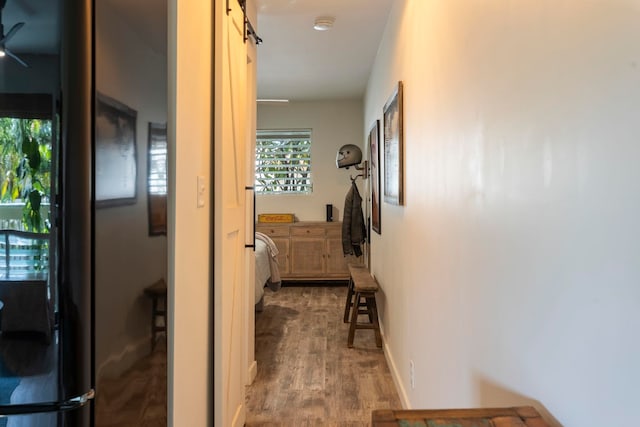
(0, 0, 28, 67)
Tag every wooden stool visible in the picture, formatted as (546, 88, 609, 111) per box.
(143, 279, 167, 350)
(343, 272, 372, 323)
(345, 264, 382, 348)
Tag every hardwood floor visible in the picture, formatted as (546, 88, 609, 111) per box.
(93, 285, 400, 427)
(95, 338, 167, 427)
(246, 285, 401, 426)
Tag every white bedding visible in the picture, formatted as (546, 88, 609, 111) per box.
(255, 238, 272, 304)
(254, 233, 282, 308)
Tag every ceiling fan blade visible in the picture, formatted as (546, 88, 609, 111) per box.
(5, 48, 28, 68)
(1, 22, 24, 44)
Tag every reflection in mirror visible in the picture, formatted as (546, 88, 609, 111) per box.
(0, 0, 66, 423)
(147, 122, 167, 236)
(94, 0, 168, 425)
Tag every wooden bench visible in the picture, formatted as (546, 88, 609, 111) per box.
(343, 264, 382, 348)
(143, 279, 167, 350)
(372, 406, 550, 427)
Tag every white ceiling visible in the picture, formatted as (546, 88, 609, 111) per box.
(101, 0, 167, 57)
(101, 0, 395, 101)
(0, 0, 166, 57)
(1, 0, 60, 55)
(256, 0, 394, 101)
(3, 0, 393, 102)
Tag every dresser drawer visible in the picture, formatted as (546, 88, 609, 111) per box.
(290, 226, 325, 237)
(256, 225, 290, 237)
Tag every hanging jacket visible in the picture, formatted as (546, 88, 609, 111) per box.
(342, 181, 366, 257)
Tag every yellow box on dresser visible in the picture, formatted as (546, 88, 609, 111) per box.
(257, 213, 295, 223)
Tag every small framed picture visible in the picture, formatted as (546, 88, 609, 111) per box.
(383, 81, 403, 206)
(368, 120, 381, 234)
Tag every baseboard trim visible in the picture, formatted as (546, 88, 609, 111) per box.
(247, 360, 258, 385)
(382, 331, 411, 409)
(231, 402, 246, 427)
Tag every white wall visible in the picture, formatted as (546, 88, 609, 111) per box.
(257, 100, 364, 221)
(95, 1, 167, 380)
(169, 0, 213, 425)
(366, 1, 640, 425)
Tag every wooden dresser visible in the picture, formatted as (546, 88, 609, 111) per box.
(256, 221, 362, 281)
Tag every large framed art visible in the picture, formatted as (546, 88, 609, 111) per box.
(383, 81, 404, 206)
(368, 120, 381, 234)
(95, 93, 138, 207)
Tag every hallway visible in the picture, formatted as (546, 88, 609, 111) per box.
(245, 286, 400, 426)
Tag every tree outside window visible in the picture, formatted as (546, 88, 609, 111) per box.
(0, 117, 52, 232)
(255, 129, 312, 194)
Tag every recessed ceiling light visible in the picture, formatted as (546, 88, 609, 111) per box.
(313, 16, 335, 31)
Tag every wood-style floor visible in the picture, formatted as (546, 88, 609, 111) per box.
(94, 338, 167, 427)
(246, 285, 401, 426)
(93, 285, 401, 427)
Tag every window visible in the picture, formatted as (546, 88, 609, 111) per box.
(148, 123, 168, 196)
(255, 129, 312, 194)
(0, 94, 54, 233)
(147, 123, 167, 235)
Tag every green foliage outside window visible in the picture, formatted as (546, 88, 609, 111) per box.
(0, 118, 52, 232)
(256, 129, 312, 194)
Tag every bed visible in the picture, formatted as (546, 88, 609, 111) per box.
(255, 232, 281, 311)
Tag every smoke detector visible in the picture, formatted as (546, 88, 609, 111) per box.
(313, 16, 335, 31)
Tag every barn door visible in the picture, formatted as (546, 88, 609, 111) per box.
(215, 2, 249, 426)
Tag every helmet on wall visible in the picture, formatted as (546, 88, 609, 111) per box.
(336, 144, 363, 169)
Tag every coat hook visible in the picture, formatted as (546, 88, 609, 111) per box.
(348, 160, 368, 183)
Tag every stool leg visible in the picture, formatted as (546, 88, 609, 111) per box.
(343, 276, 355, 323)
(151, 297, 158, 351)
(347, 291, 361, 348)
(365, 297, 374, 323)
(368, 295, 382, 348)
(162, 297, 168, 343)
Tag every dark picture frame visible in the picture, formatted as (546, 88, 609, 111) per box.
(383, 81, 404, 206)
(369, 120, 381, 234)
(95, 93, 137, 207)
(147, 122, 168, 236)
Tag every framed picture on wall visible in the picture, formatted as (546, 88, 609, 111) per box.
(95, 93, 138, 208)
(369, 120, 381, 234)
(147, 122, 168, 235)
(383, 81, 404, 206)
